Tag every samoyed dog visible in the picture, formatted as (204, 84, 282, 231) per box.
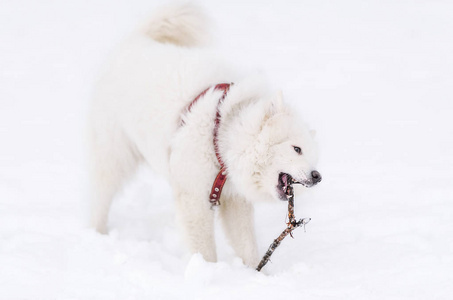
(89, 3, 321, 267)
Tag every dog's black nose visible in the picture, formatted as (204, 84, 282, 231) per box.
(311, 170, 322, 184)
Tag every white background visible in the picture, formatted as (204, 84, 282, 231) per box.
(1, 0, 452, 299)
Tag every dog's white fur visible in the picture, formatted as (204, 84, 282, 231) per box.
(89, 3, 319, 267)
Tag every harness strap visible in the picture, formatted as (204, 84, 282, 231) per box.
(182, 83, 232, 206)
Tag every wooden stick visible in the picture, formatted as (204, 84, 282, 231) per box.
(256, 185, 310, 272)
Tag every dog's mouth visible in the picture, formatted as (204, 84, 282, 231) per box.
(276, 172, 315, 200)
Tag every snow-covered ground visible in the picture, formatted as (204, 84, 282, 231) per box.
(1, 1, 452, 299)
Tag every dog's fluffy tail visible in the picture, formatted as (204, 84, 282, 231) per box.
(140, 3, 210, 47)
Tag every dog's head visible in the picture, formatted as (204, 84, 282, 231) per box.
(223, 90, 321, 202)
(263, 113, 321, 200)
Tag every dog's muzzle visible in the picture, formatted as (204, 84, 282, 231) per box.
(277, 170, 322, 200)
(291, 170, 322, 188)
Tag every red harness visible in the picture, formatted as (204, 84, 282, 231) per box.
(181, 83, 232, 206)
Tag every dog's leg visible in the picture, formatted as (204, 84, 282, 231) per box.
(89, 128, 140, 234)
(174, 190, 217, 262)
(219, 195, 259, 267)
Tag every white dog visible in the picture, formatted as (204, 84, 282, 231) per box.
(89, 3, 321, 267)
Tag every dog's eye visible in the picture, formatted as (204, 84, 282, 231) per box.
(293, 146, 302, 155)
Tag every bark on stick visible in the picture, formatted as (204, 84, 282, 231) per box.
(256, 185, 310, 272)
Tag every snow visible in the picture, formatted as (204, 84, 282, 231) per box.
(1, 0, 452, 299)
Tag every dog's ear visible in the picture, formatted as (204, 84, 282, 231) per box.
(310, 130, 317, 138)
(270, 90, 284, 114)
